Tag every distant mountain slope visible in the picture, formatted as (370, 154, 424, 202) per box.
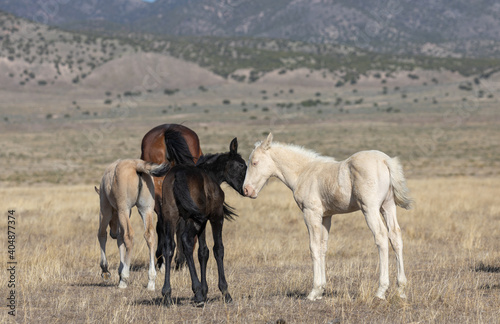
(0, 10, 226, 92)
(2, 0, 500, 58)
(1, 10, 500, 93)
(82, 52, 225, 91)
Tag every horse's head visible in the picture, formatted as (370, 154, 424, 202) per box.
(243, 133, 276, 199)
(222, 138, 247, 196)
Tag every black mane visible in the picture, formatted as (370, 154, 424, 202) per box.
(195, 153, 229, 184)
(195, 153, 221, 166)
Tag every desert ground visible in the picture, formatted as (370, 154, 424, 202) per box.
(1, 71, 499, 323)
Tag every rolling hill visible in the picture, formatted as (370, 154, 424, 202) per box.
(2, 0, 500, 58)
(2, 9, 500, 94)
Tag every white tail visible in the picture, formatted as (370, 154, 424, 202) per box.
(385, 157, 413, 209)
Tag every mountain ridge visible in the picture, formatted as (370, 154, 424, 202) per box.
(2, 0, 500, 58)
(2, 9, 500, 94)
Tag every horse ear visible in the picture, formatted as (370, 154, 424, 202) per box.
(262, 133, 273, 150)
(230, 137, 238, 153)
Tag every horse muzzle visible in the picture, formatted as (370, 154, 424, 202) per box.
(243, 185, 257, 199)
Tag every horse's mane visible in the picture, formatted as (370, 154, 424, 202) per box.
(195, 153, 228, 183)
(164, 128, 195, 166)
(256, 141, 336, 162)
(195, 153, 222, 166)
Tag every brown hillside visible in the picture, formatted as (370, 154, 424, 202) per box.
(81, 52, 226, 92)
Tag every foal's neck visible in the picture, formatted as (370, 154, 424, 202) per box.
(269, 145, 318, 191)
(196, 155, 225, 184)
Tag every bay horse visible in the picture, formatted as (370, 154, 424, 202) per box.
(97, 159, 170, 291)
(243, 133, 412, 301)
(140, 124, 203, 270)
(159, 138, 246, 306)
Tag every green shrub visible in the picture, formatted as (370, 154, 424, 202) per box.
(458, 82, 473, 91)
(164, 88, 179, 95)
(300, 99, 321, 107)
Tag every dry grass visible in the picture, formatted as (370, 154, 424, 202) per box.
(1, 77, 500, 186)
(1, 74, 499, 323)
(1, 177, 499, 323)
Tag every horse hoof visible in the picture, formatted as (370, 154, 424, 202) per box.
(224, 293, 233, 304)
(101, 272, 111, 281)
(307, 295, 323, 301)
(194, 300, 205, 308)
(174, 261, 186, 271)
(118, 280, 128, 289)
(306, 289, 323, 301)
(193, 294, 206, 307)
(163, 296, 173, 307)
(147, 282, 155, 291)
(372, 296, 389, 308)
(398, 291, 407, 299)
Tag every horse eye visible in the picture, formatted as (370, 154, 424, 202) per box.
(252, 161, 258, 166)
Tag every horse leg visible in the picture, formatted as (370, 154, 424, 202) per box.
(98, 201, 113, 281)
(362, 205, 390, 299)
(320, 216, 332, 294)
(210, 218, 232, 303)
(161, 218, 176, 306)
(381, 199, 407, 298)
(197, 227, 209, 301)
(174, 218, 187, 270)
(139, 207, 157, 291)
(109, 209, 119, 239)
(303, 208, 326, 301)
(117, 209, 134, 289)
(181, 219, 205, 306)
(154, 191, 166, 273)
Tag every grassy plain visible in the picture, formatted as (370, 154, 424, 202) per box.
(0, 75, 499, 323)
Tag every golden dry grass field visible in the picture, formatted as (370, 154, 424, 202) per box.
(0, 178, 499, 323)
(1, 77, 500, 323)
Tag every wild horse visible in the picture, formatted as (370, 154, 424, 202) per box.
(97, 159, 169, 291)
(243, 133, 412, 301)
(140, 124, 202, 270)
(159, 138, 246, 306)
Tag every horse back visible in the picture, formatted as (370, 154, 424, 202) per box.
(140, 124, 171, 164)
(141, 124, 203, 164)
(346, 150, 391, 184)
(297, 151, 392, 214)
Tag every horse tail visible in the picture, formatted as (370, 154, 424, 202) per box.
(164, 128, 195, 166)
(135, 160, 171, 177)
(385, 157, 413, 210)
(223, 202, 238, 221)
(173, 170, 205, 224)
